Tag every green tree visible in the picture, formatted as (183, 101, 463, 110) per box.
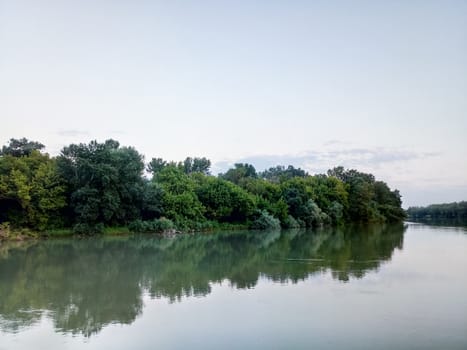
(180, 157, 211, 175)
(153, 166, 205, 224)
(220, 163, 257, 185)
(241, 178, 287, 223)
(0, 147, 65, 230)
(260, 165, 307, 183)
(147, 158, 168, 174)
(0, 138, 45, 157)
(57, 140, 146, 233)
(195, 176, 257, 223)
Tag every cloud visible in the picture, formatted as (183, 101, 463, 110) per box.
(57, 129, 90, 137)
(213, 148, 440, 175)
(323, 139, 353, 147)
(109, 130, 126, 135)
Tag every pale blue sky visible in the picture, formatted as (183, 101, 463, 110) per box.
(0, 0, 466, 207)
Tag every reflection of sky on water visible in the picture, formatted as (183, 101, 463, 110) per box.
(1, 223, 466, 349)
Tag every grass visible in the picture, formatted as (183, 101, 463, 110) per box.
(43, 228, 74, 237)
(103, 226, 131, 235)
(1, 222, 249, 242)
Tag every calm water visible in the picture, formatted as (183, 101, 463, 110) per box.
(0, 223, 466, 349)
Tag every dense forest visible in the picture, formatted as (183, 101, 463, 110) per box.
(407, 202, 467, 221)
(0, 138, 405, 236)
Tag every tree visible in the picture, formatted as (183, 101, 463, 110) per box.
(0, 147, 65, 230)
(195, 176, 257, 223)
(407, 201, 467, 221)
(180, 157, 211, 175)
(260, 165, 307, 183)
(1, 138, 45, 157)
(241, 178, 287, 223)
(327, 167, 404, 222)
(306, 174, 348, 220)
(141, 180, 164, 220)
(147, 158, 168, 174)
(220, 163, 257, 185)
(56, 140, 146, 233)
(153, 166, 205, 224)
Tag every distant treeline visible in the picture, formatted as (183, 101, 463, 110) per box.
(0, 138, 405, 235)
(407, 201, 467, 220)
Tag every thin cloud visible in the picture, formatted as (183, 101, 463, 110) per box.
(323, 139, 353, 147)
(213, 148, 440, 174)
(57, 129, 90, 137)
(109, 130, 126, 135)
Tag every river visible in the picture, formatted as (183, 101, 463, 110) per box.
(0, 222, 466, 349)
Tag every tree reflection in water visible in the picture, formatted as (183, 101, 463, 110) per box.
(0, 223, 405, 337)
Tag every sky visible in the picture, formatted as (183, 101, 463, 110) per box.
(0, 0, 466, 208)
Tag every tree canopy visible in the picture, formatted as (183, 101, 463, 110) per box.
(407, 201, 467, 221)
(0, 138, 406, 234)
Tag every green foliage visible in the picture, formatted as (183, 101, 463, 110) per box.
(128, 218, 175, 233)
(154, 166, 205, 224)
(307, 175, 348, 216)
(407, 201, 467, 221)
(43, 228, 73, 237)
(280, 177, 313, 224)
(56, 140, 147, 232)
(0, 222, 38, 240)
(181, 157, 211, 175)
(328, 201, 344, 224)
(73, 222, 105, 235)
(259, 165, 307, 183)
(141, 181, 164, 220)
(240, 178, 287, 222)
(195, 176, 257, 223)
(327, 166, 405, 222)
(0, 138, 45, 157)
(0, 149, 66, 230)
(148, 157, 211, 176)
(250, 210, 281, 230)
(0, 222, 11, 239)
(282, 215, 301, 228)
(1, 137, 406, 237)
(147, 157, 169, 174)
(220, 163, 257, 185)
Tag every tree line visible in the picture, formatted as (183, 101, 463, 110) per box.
(407, 201, 467, 221)
(0, 138, 406, 235)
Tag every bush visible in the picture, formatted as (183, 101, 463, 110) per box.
(154, 217, 175, 231)
(128, 219, 145, 233)
(328, 201, 344, 224)
(128, 218, 175, 233)
(250, 210, 281, 230)
(302, 200, 328, 227)
(282, 215, 301, 228)
(72, 223, 105, 235)
(296, 218, 306, 228)
(0, 222, 11, 239)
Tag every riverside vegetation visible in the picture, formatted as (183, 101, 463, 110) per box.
(0, 138, 406, 238)
(407, 201, 467, 226)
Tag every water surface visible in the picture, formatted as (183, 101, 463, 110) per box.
(1, 223, 466, 349)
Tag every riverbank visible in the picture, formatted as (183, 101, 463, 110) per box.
(0, 222, 249, 242)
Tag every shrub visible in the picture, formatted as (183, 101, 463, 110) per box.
(0, 222, 11, 239)
(282, 215, 301, 228)
(250, 210, 281, 230)
(73, 223, 104, 235)
(328, 201, 344, 224)
(128, 218, 175, 233)
(154, 217, 175, 231)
